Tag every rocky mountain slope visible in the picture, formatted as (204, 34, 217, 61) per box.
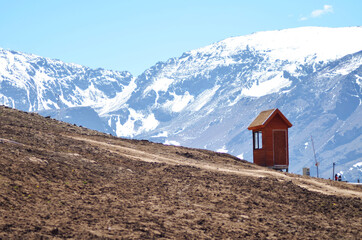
(0, 26, 362, 181)
(1, 105, 361, 239)
(131, 28, 362, 181)
(0, 47, 134, 134)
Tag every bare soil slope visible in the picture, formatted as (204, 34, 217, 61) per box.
(0, 106, 361, 239)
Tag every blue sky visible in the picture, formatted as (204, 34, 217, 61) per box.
(1, 0, 361, 75)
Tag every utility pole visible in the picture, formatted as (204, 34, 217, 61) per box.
(57, 94, 62, 121)
(311, 135, 319, 178)
(332, 162, 335, 180)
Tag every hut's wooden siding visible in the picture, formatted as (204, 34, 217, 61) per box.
(253, 148, 266, 166)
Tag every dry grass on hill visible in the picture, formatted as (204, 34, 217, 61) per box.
(0, 106, 361, 239)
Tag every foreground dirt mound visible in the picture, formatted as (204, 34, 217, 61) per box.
(0, 106, 361, 239)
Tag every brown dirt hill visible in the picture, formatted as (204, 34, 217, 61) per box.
(0, 105, 361, 239)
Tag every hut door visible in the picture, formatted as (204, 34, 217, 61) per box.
(273, 130, 287, 166)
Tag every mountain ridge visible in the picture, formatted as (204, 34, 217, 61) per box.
(1, 26, 361, 181)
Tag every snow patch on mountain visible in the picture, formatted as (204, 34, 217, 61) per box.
(189, 85, 220, 112)
(334, 54, 362, 76)
(96, 77, 137, 116)
(145, 77, 174, 93)
(163, 91, 194, 112)
(152, 131, 168, 138)
(164, 140, 181, 146)
(356, 75, 362, 87)
(216, 146, 228, 153)
(73, 83, 108, 106)
(242, 72, 291, 97)
(0, 94, 14, 107)
(353, 162, 362, 168)
(115, 109, 159, 137)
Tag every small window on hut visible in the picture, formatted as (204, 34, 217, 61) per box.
(253, 131, 262, 149)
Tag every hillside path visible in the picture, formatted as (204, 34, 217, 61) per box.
(68, 135, 362, 199)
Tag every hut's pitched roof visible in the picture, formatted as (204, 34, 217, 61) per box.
(247, 108, 292, 130)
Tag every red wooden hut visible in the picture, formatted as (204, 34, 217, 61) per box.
(247, 108, 292, 171)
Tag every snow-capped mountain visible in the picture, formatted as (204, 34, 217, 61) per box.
(0, 48, 134, 116)
(1, 26, 361, 181)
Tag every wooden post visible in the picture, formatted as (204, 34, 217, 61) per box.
(311, 135, 319, 178)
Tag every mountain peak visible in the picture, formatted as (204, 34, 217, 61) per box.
(190, 26, 362, 63)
